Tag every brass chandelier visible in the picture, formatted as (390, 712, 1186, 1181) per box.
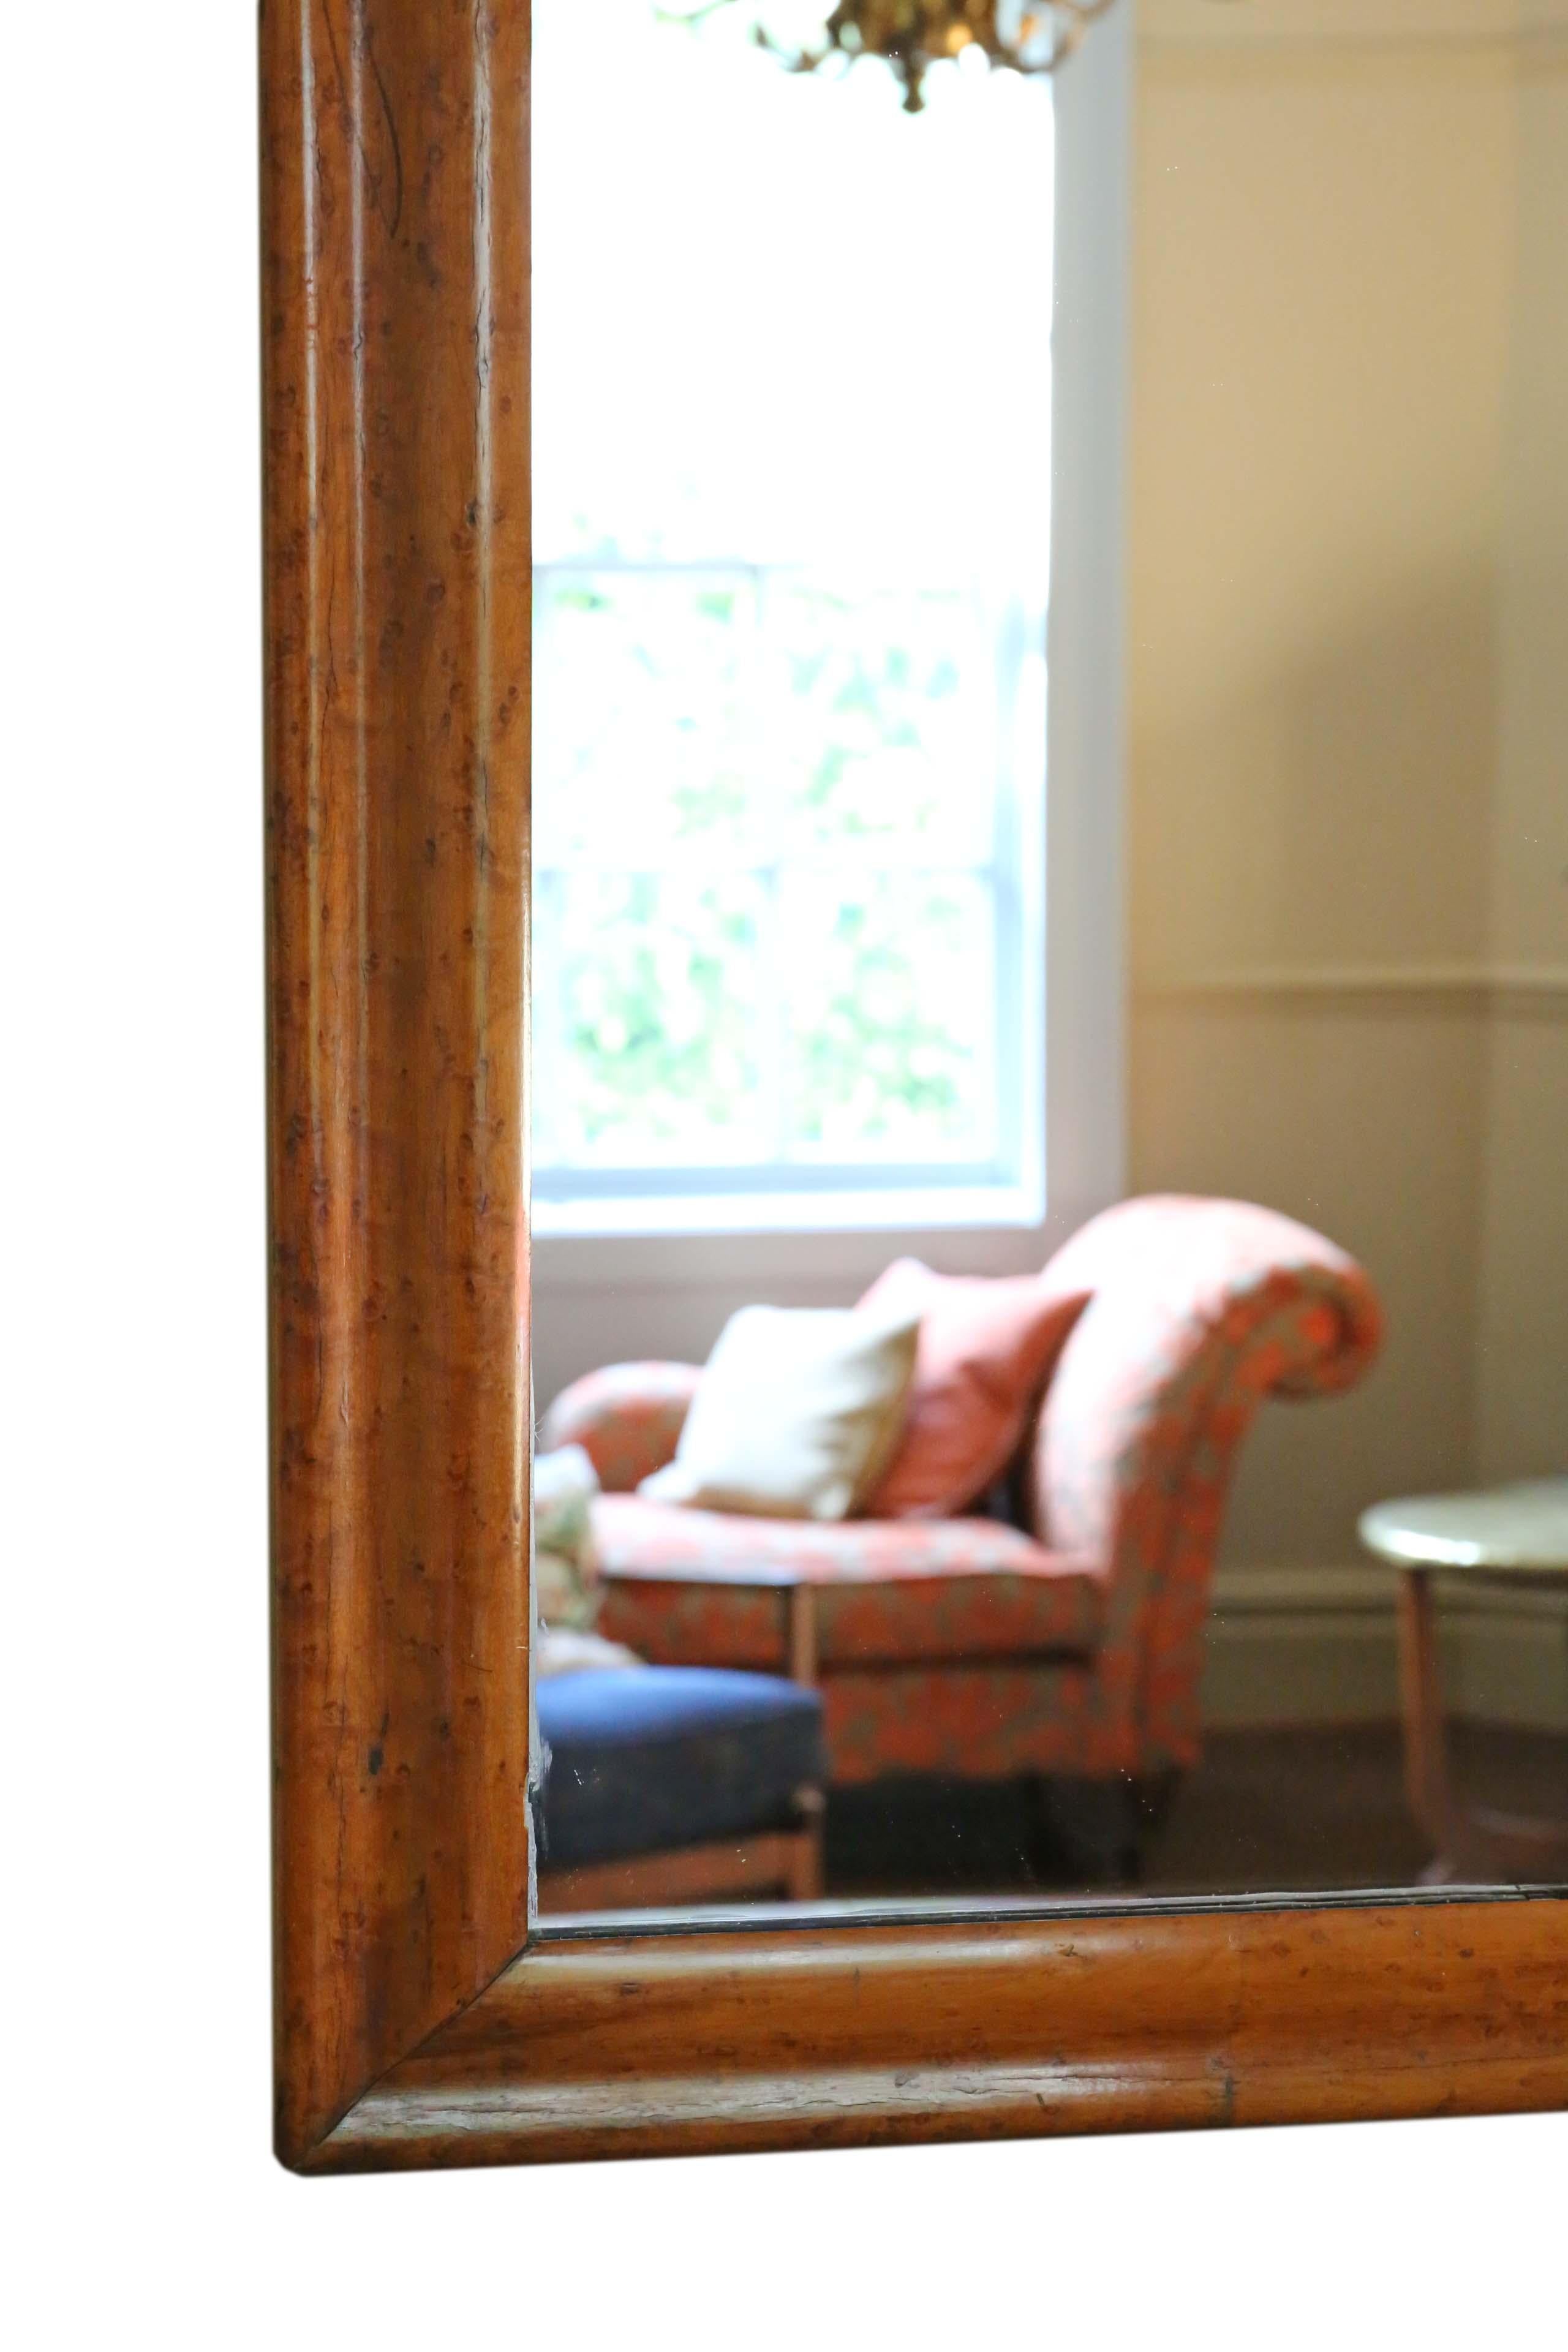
(680, 2, 1122, 114)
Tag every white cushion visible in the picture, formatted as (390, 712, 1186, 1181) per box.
(535, 1624, 642, 1677)
(639, 1302, 919, 1522)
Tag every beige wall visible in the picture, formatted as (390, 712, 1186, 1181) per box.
(1132, 0, 1568, 1610)
(1475, 40, 1568, 1480)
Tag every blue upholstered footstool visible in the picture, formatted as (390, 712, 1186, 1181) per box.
(536, 1667, 827, 1914)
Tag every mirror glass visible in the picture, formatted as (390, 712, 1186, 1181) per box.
(528, 0, 1567, 1921)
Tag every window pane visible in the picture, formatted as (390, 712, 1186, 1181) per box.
(533, 573, 765, 868)
(535, 872, 772, 1167)
(780, 872, 998, 1164)
(531, 0, 1051, 1197)
(768, 581, 997, 868)
(532, 0, 1054, 573)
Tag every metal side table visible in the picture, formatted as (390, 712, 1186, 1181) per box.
(1359, 1478, 1568, 1885)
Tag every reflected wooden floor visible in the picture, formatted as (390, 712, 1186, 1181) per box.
(822, 1724, 1568, 1901)
(1152, 1722, 1567, 1895)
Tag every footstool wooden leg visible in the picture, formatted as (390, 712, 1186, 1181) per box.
(1396, 1565, 1456, 1875)
(786, 1787, 826, 1902)
(787, 1583, 818, 1686)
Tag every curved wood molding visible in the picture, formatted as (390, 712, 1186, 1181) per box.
(303, 1897, 1568, 2171)
(262, 0, 532, 2167)
(262, 1, 1564, 2177)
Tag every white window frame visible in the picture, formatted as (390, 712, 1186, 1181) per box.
(532, 10, 1129, 1287)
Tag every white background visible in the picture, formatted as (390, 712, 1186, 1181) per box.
(2, 7, 1558, 2346)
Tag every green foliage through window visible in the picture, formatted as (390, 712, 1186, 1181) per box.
(532, 570, 1005, 1176)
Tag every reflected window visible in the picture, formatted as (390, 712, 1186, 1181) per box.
(532, 0, 1052, 1221)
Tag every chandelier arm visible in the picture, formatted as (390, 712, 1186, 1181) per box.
(969, 22, 1086, 77)
(751, 29, 839, 75)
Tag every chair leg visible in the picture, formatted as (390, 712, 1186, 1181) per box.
(785, 1786, 826, 1901)
(1030, 1772, 1174, 1888)
(1129, 1767, 1183, 1849)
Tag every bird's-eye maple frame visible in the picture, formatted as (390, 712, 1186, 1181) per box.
(262, 0, 1567, 2173)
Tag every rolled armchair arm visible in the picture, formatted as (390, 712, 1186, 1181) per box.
(1028, 1195, 1383, 1768)
(538, 1362, 701, 1493)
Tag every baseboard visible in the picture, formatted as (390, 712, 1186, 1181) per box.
(1203, 1563, 1568, 1733)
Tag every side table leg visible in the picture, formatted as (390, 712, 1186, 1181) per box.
(1396, 1565, 1455, 1877)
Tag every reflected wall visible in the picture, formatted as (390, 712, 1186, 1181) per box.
(1129, 0, 1568, 1737)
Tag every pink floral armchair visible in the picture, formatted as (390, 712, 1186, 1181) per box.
(540, 1197, 1382, 1811)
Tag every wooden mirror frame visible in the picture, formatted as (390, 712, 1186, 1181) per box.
(263, 0, 1567, 2173)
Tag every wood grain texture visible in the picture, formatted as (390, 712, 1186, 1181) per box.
(305, 1895, 1568, 2170)
(262, 0, 1565, 2179)
(537, 1819, 823, 1915)
(262, 0, 532, 2167)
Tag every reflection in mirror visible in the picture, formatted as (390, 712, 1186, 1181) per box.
(529, 0, 1568, 1924)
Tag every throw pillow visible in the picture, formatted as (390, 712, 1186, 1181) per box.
(533, 1442, 604, 1628)
(857, 1258, 1089, 1518)
(639, 1302, 920, 1521)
